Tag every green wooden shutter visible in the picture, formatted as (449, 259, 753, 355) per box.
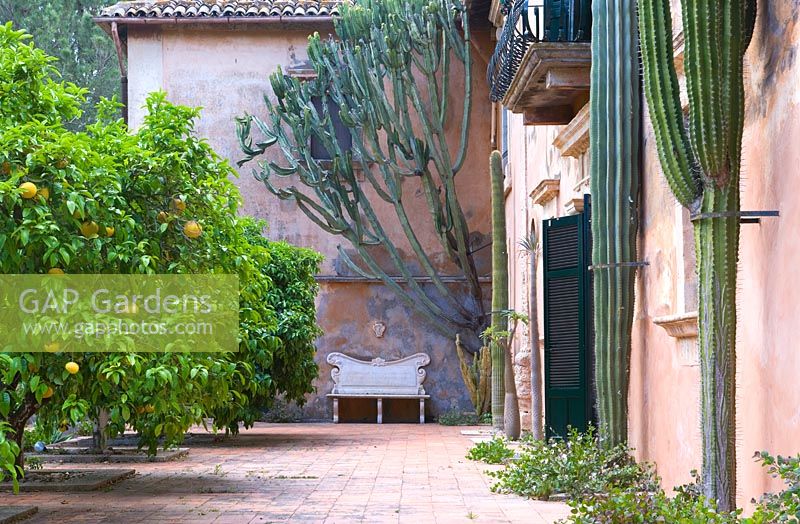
(543, 206, 593, 438)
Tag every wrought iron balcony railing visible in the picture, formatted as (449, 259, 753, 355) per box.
(488, 0, 591, 102)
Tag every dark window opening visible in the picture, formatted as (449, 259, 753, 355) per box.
(311, 96, 352, 161)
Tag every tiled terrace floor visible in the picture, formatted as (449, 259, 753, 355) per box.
(5, 423, 569, 523)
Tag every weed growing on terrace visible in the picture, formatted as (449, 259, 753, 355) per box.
(466, 436, 514, 464)
(490, 427, 657, 500)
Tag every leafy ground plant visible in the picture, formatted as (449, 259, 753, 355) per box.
(490, 427, 657, 500)
(563, 487, 741, 523)
(466, 436, 514, 464)
(23, 421, 68, 451)
(748, 452, 800, 523)
(439, 410, 479, 426)
(561, 454, 800, 523)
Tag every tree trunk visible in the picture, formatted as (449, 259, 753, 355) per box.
(503, 341, 521, 440)
(12, 420, 25, 471)
(528, 247, 543, 440)
(92, 409, 109, 453)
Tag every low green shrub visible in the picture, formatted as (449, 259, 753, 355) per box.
(564, 487, 741, 523)
(563, 453, 800, 523)
(438, 410, 479, 426)
(490, 426, 658, 500)
(261, 398, 303, 423)
(748, 452, 800, 523)
(466, 436, 514, 464)
(22, 422, 68, 452)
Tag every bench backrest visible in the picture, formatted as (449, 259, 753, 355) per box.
(327, 352, 431, 395)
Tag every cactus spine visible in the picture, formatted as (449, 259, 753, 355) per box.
(490, 150, 508, 431)
(639, 0, 756, 510)
(590, 0, 641, 448)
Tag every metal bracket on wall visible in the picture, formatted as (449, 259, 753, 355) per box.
(690, 210, 780, 224)
(588, 261, 649, 272)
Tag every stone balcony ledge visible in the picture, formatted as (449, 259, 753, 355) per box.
(502, 42, 591, 125)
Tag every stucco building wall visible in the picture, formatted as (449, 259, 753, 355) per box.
(504, 111, 590, 433)
(629, 0, 800, 508)
(503, 0, 800, 509)
(124, 23, 494, 420)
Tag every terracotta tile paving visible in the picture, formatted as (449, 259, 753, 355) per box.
(2, 423, 569, 523)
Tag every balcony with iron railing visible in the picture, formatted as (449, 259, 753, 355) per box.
(488, 0, 591, 125)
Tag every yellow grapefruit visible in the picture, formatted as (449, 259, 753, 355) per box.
(171, 198, 186, 213)
(157, 211, 169, 224)
(65, 361, 79, 374)
(105, 226, 115, 237)
(80, 221, 99, 237)
(47, 268, 65, 275)
(183, 221, 202, 239)
(38, 187, 50, 200)
(19, 182, 37, 199)
(44, 341, 60, 353)
(42, 386, 54, 399)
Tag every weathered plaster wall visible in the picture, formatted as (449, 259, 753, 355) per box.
(503, 0, 800, 509)
(504, 109, 590, 432)
(629, 0, 800, 509)
(125, 24, 494, 419)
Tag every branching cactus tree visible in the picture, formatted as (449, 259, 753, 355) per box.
(639, 0, 757, 510)
(236, 0, 489, 355)
(590, 0, 641, 448)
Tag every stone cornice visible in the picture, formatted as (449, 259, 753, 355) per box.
(530, 179, 560, 206)
(553, 103, 590, 158)
(653, 311, 698, 339)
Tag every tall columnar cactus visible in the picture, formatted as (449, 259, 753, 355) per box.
(639, 0, 757, 510)
(489, 150, 508, 430)
(589, 1, 641, 448)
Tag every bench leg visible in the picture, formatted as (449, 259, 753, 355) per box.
(377, 398, 383, 424)
(419, 398, 425, 424)
(332, 398, 339, 423)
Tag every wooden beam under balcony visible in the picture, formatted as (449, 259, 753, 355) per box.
(502, 42, 591, 126)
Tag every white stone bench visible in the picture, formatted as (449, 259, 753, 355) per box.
(326, 352, 431, 424)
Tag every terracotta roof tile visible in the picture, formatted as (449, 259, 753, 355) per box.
(98, 0, 341, 18)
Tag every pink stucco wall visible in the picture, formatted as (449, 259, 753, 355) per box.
(504, 110, 590, 433)
(124, 23, 495, 419)
(630, 0, 800, 508)
(503, 0, 800, 510)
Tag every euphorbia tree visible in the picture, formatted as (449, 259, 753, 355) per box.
(0, 24, 321, 481)
(638, 0, 757, 510)
(236, 0, 488, 352)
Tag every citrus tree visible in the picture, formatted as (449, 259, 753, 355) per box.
(0, 23, 322, 484)
(209, 221, 322, 433)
